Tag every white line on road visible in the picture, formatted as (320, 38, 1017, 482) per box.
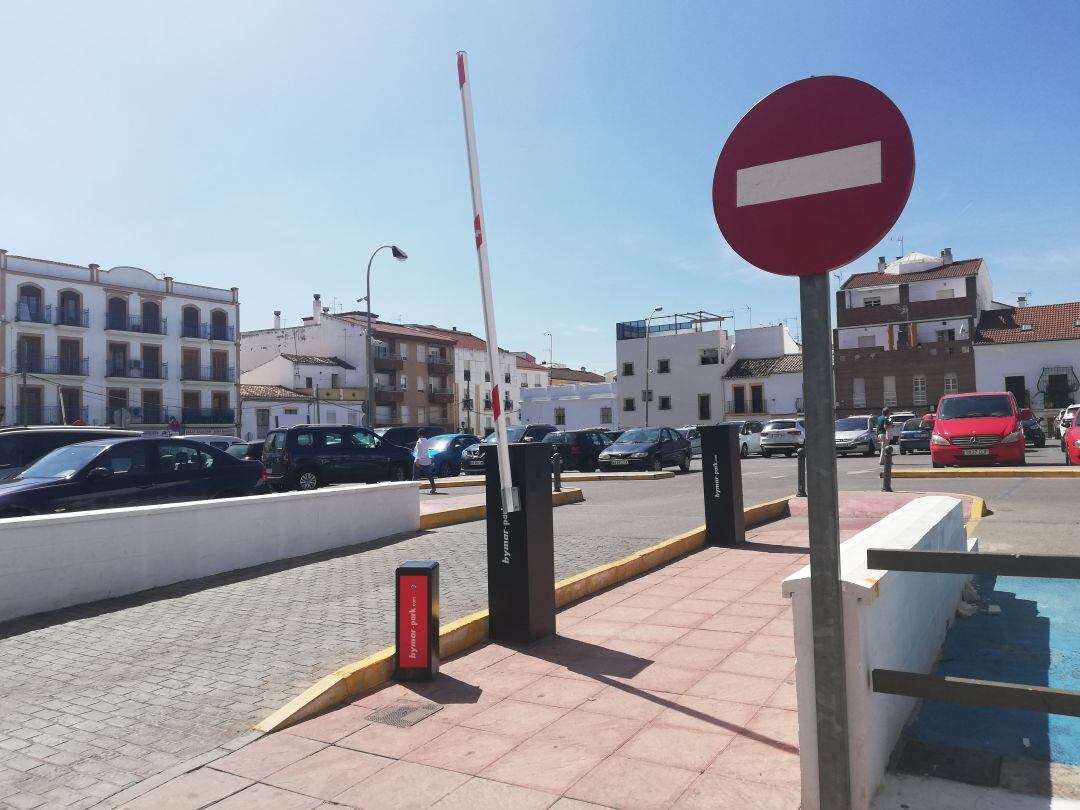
(847, 467, 879, 475)
(770, 475, 789, 479)
(736, 141, 882, 207)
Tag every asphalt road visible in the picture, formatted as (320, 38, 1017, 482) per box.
(0, 442, 1074, 808)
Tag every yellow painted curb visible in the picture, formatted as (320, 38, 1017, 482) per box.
(418, 488, 584, 530)
(891, 467, 1079, 479)
(256, 494, 792, 733)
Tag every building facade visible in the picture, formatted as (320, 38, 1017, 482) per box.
(520, 382, 617, 430)
(238, 383, 315, 441)
(547, 366, 606, 386)
(0, 250, 239, 432)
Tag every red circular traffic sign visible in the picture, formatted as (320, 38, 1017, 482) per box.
(712, 76, 914, 277)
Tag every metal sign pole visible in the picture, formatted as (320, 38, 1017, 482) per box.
(799, 272, 851, 810)
(457, 50, 518, 512)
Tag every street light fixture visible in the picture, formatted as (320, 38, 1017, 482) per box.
(543, 332, 553, 368)
(365, 245, 408, 429)
(644, 306, 663, 428)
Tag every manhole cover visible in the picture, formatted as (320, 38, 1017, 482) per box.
(365, 699, 442, 728)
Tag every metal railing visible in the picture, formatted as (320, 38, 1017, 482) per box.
(14, 405, 90, 425)
(14, 304, 91, 327)
(105, 314, 169, 335)
(180, 365, 235, 382)
(106, 361, 168, 379)
(56, 308, 90, 327)
(180, 407, 235, 425)
(14, 303, 52, 324)
(180, 322, 235, 341)
(12, 353, 89, 376)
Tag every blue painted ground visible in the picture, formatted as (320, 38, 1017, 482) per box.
(904, 575, 1080, 765)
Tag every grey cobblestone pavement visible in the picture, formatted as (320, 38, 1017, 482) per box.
(0, 476, 716, 809)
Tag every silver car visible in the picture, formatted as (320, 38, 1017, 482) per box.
(834, 415, 877, 457)
(677, 426, 703, 457)
(760, 419, 806, 457)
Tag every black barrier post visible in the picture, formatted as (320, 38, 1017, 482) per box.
(552, 452, 562, 493)
(484, 442, 556, 643)
(394, 561, 439, 681)
(796, 448, 807, 498)
(699, 425, 745, 546)
(881, 446, 894, 492)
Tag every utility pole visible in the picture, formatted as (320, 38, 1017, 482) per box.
(643, 307, 662, 427)
(315, 384, 321, 424)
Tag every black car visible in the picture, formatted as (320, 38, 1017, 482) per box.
(542, 430, 610, 472)
(0, 426, 142, 482)
(1021, 414, 1046, 448)
(0, 437, 263, 518)
(459, 424, 557, 473)
(597, 427, 693, 472)
(375, 425, 448, 449)
(262, 425, 413, 491)
(226, 441, 265, 461)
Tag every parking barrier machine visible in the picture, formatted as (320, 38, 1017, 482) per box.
(699, 424, 746, 546)
(395, 561, 440, 681)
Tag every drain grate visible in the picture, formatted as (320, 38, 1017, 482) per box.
(365, 699, 442, 728)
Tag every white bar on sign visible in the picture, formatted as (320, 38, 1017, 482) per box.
(736, 141, 882, 207)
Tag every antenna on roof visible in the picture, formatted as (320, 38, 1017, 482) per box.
(1011, 291, 1032, 307)
(891, 234, 904, 255)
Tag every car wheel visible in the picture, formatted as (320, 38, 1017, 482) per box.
(679, 454, 691, 472)
(932, 461, 943, 469)
(899, 448, 906, 455)
(1015, 454, 1026, 467)
(296, 469, 321, 491)
(0, 509, 32, 519)
(438, 461, 453, 478)
(651, 457, 663, 472)
(865, 442, 876, 457)
(762, 450, 772, 458)
(1037, 439, 1046, 448)
(784, 451, 793, 458)
(740, 443, 749, 459)
(388, 463, 409, 482)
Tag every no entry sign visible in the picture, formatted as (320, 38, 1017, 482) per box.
(712, 76, 914, 276)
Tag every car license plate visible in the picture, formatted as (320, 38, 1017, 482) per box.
(610, 459, 629, 465)
(962, 449, 990, 456)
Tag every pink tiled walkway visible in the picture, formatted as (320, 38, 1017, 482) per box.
(130, 492, 971, 810)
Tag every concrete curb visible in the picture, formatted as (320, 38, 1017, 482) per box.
(255, 495, 792, 734)
(417, 470, 676, 489)
(891, 466, 1078, 479)
(418, 488, 584, 530)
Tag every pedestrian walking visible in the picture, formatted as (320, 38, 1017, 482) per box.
(414, 429, 437, 494)
(877, 407, 891, 463)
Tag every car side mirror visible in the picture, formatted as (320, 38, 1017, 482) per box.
(88, 467, 114, 481)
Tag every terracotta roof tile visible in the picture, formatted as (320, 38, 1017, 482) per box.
(772, 354, 804, 374)
(724, 354, 803, 378)
(516, 356, 547, 371)
(841, 259, 982, 290)
(976, 302, 1080, 345)
(281, 353, 356, 370)
(239, 384, 312, 400)
(549, 367, 605, 383)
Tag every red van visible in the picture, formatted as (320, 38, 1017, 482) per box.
(930, 392, 1028, 467)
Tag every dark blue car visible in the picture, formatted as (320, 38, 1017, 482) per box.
(0, 437, 264, 518)
(418, 433, 481, 477)
(898, 418, 932, 455)
(597, 426, 692, 472)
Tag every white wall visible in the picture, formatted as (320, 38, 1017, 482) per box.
(783, 496, 973, 810)
(240, 399, 313, 441)
(0, 482, 419, 622)
(731, 324, 798, 358)
(838, 325, 889, 350)
(975, 339, 1080, 409)
(907, 276, 967, 303)
(849, 286, 901, 307)
(724, 372, 803, 416)
(520, 383, 617, 429)
(239, 317, 368, 384)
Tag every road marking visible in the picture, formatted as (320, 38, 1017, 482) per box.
(736, 141, 882, 207)
(770, 475, 788, 479)
(847, 467, 879, 475)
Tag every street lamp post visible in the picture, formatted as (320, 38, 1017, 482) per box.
(365, 245, 407, 430)
(543, 331, 553, 368)
(643, 306, 663, 427)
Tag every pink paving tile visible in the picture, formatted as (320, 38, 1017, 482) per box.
(211, 783, 322, 809)
(719, 601, 784, 619)
(617, 593, 681, 610)
(658, 695, 759, 734)
(354, 683, 441, 709)
(404, 725, 523, 775)
(759, 617, 796, 637)
(742, 632, 796, 658)
(578, 685, 666, 721)
(609, 661, 707, 693)
(709, 577, 760, 591)
(675, 629, 749, 651)
(466, 665, 546, 698)
(556, 613, 583, 632)
(644, 609, 709, 629)
(560, 619, 635, 642)
(614, 622, 690, 644)
(433, 776, 558, 810)
(673, 772, 801, 809)
(282, 704, 372, 744)
(511, 674, 605, 709)
(462, 698, 568, 736)
(687, 671, 783, 705)
(481, 737, 607, 793)
(337, 718, 454, 759)
(744, 707, 799, 748)
(618, 723, 733, 771)
(565, 754, 698, 810)
(333, 760, 470, 809)
(590, 605, 658, 624)
(264, 746, 390, 800)
(126, 768, 251, 809)
(209, 733, 326, 781)
(697, 613, 771, 634)
(766, 681, 799, 711)
(482, 652, 562, 677)
(708, 735, 801, 787)
(690, 588, 749, 603)
(667, 598, 728, 615)
(651, 643, 733, 671)
(534, 708, 645, 753)
(719, 651, 796, 679)
(602, 638, 665, 659)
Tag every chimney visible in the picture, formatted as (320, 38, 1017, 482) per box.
(89, 263, 100, 282)
(580, 366, 586, 371)
(313, 293, 322, 325)
(1017, 295, 1027, 307)
(941, 247, 953, 264)
(877, 256, 886, 272)
(274, 310, 281, 329)
(163, 274, 173, 292)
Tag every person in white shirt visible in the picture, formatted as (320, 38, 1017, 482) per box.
(414, 430, 436, 494)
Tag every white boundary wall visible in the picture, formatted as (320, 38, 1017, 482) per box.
(0, 482, 419, 623)
(782, 496, 975, 810)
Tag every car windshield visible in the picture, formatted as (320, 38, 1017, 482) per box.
(17, 445, 104, 479)
(428, 436, 453, 451)
(618, 429, 659, 443)
(938, 395, 1013, 420)
(226, 444, 247, 458)
(765, 421, 796, 431)
(835, 418, 869, 431)
(542, 432, 567, 443)
(374, 428, 389, 437)
(903, 419, 924, 431)
(485, 426, 527, 443)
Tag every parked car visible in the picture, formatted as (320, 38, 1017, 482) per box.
(374, 425, 448, 449)
(887, 411, 916, 444)
(542, 429, 610, 472)
(583, 427, 623, 445)
(458, 424, 557, 473)
(597, 427, 692, 472)
(676, 426, 702, 458)
(834, 416, 877, 457)
(419, 433, 481, 477)
(1062, 418, 1080, 465)
(760, 419, 806, 457)
(712, 420, 766, 458)
(0, 437, 263, 518)
(898, 418, 932, 455)
(181, 434, 245, 452)
(1020, 413, 1046, 448)
(262, 425, 414, 491)
(1057, 404, 1080, 445)
(930, 392, 1027, 468)
(0, 426, 142, 482)
(226, 440, 265, 461)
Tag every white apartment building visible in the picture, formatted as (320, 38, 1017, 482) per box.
(0, 249, 239, 432)
(520, 382, 618, 430)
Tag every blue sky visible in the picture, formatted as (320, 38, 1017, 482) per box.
(2, 1, 1078, 372)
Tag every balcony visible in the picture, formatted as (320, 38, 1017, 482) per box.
(128, 406, 170, 425)
(836, 296, 976, 328)
(427, 354, 454, 375)
(373, 347, 406, 371)
(503, 398, 514, 412)
(56, 308, 90, 328)
(14, 303, 52, 324)
(14, 405, 90, 425)
(12, 353, 89, 376)
(106, 361, 168, 380)
(375, 384, 406, 404)
(181, 365, 236, 382)
(180, 322, 235, 341)
(105, 314, 169, 335)
(181, 407, 235, 425)
(428, 387, 454, 404)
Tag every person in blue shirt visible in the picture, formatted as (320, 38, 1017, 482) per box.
(876, 408, 891, 462)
